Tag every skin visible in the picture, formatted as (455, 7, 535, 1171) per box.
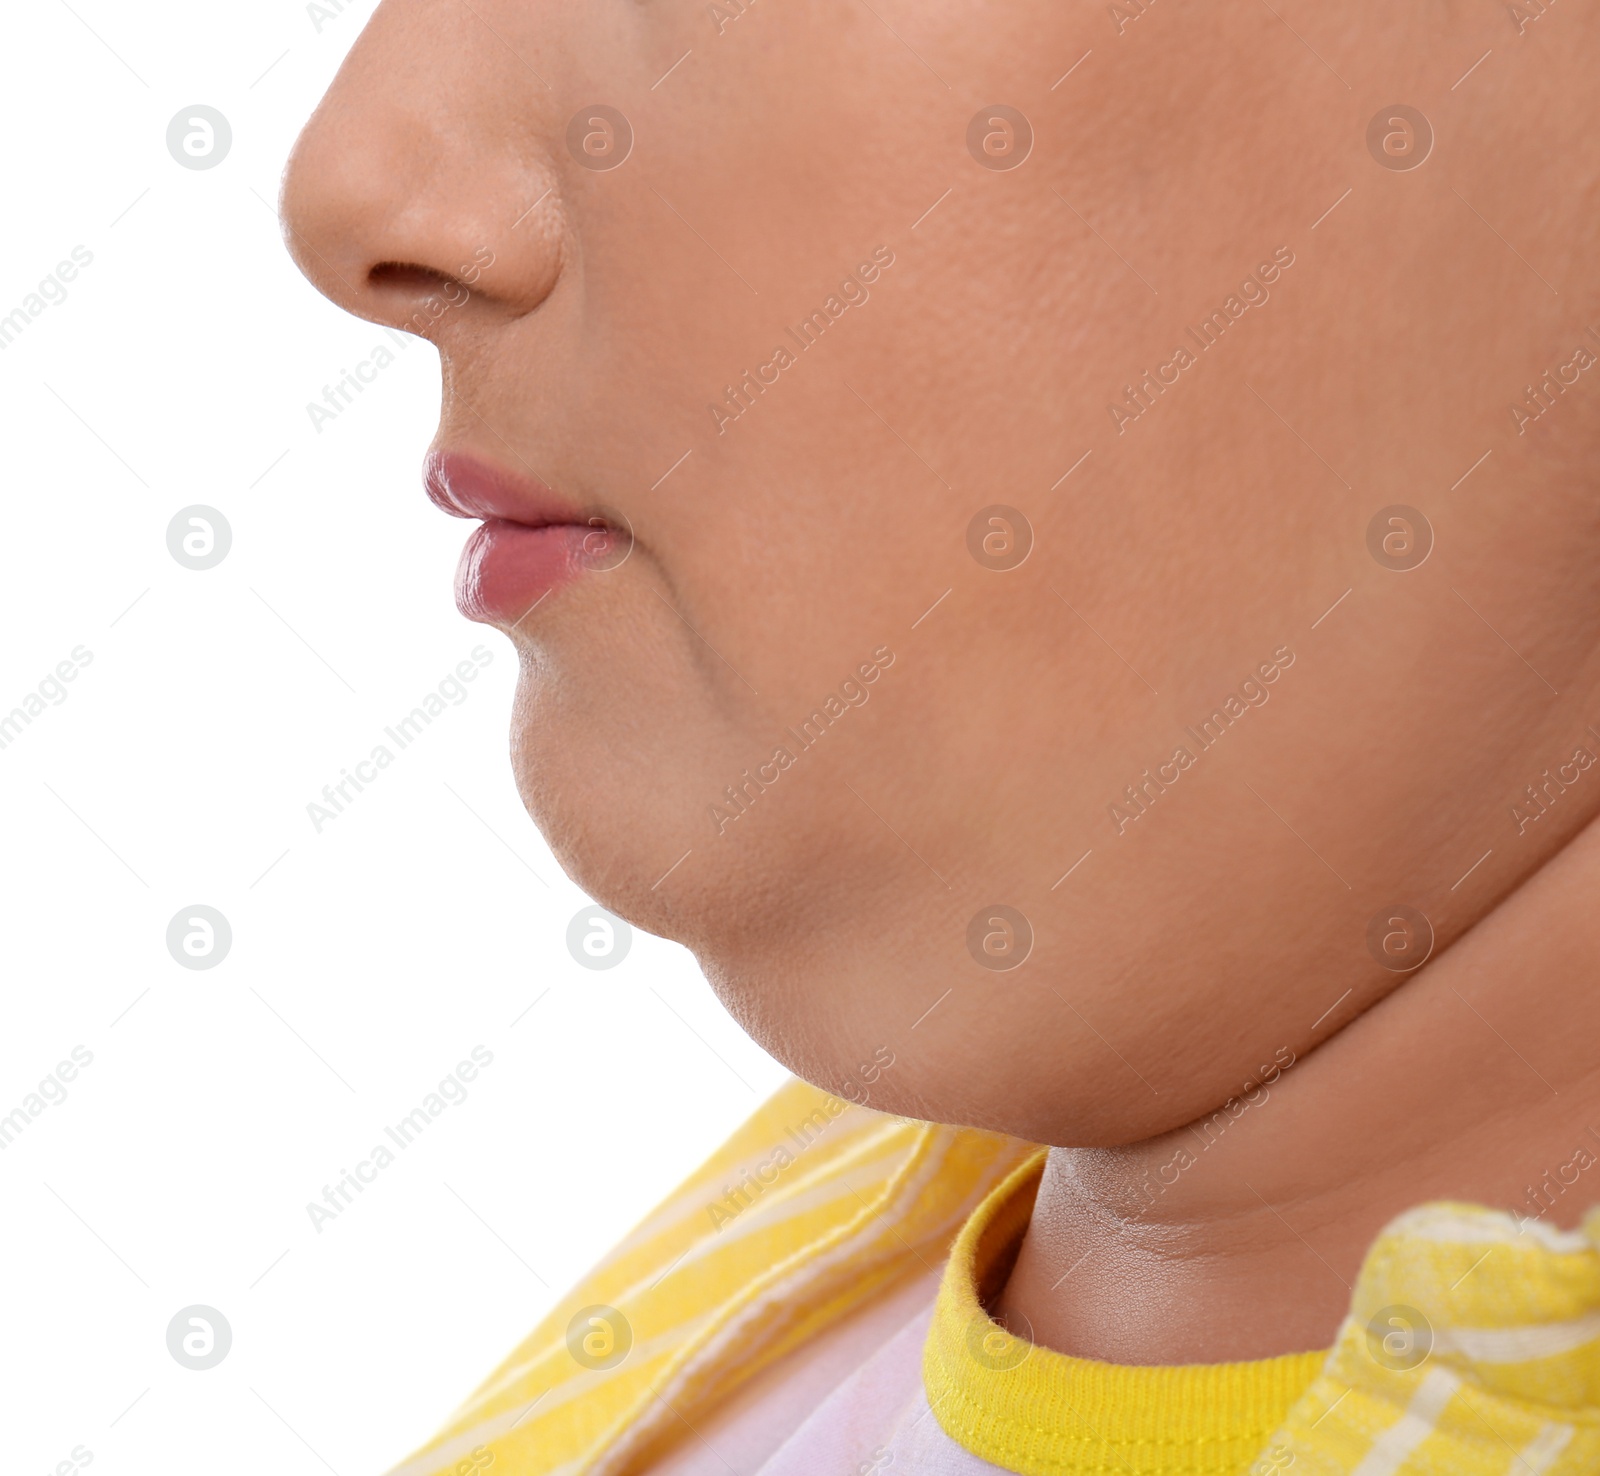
(282, 1, 1600, 1362)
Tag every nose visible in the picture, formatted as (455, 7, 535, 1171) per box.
(279, 3, 565, 337)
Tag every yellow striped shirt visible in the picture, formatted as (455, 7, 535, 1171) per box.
(387, 1079, 1600, 1476)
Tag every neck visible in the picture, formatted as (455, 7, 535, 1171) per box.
(996, 813, 1600, 1365)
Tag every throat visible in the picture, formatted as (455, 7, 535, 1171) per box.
(996, 814, 1600, 1366)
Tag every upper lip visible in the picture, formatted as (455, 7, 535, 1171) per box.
(424, 449, 589, 528)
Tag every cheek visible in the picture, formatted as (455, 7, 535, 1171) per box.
(482, 0, 1597, 1149)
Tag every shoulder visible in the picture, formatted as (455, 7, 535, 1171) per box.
(386, 1078, 1036, 1476)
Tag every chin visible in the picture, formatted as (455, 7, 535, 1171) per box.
(694, 925, 1182, 1150)
(503, 613, 739, 930)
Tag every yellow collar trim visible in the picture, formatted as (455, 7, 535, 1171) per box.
(922, 1151, 1326, 1476)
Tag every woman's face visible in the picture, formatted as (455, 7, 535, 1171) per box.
(282, 1, 1600, 1144)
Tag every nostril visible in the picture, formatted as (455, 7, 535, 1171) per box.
(367, 260, 484, 340)
(369, 261, 459, 293)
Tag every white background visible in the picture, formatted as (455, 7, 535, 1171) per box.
(0, 5, 787, 1472)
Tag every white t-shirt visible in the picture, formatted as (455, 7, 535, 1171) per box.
(647, 1269, 1005, 1476)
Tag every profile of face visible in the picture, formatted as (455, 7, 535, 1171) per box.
(282, 3, 1600, 1147)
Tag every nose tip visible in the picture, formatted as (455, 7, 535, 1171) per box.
(279, 14, 564, 335)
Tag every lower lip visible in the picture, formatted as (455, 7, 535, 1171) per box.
(455, 519, 608, 626)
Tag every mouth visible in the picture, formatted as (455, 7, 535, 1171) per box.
(425, 451, 632, 628)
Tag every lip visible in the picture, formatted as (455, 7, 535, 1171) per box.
(426, 451, 630, 627)
(426, 449, 584, 527)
